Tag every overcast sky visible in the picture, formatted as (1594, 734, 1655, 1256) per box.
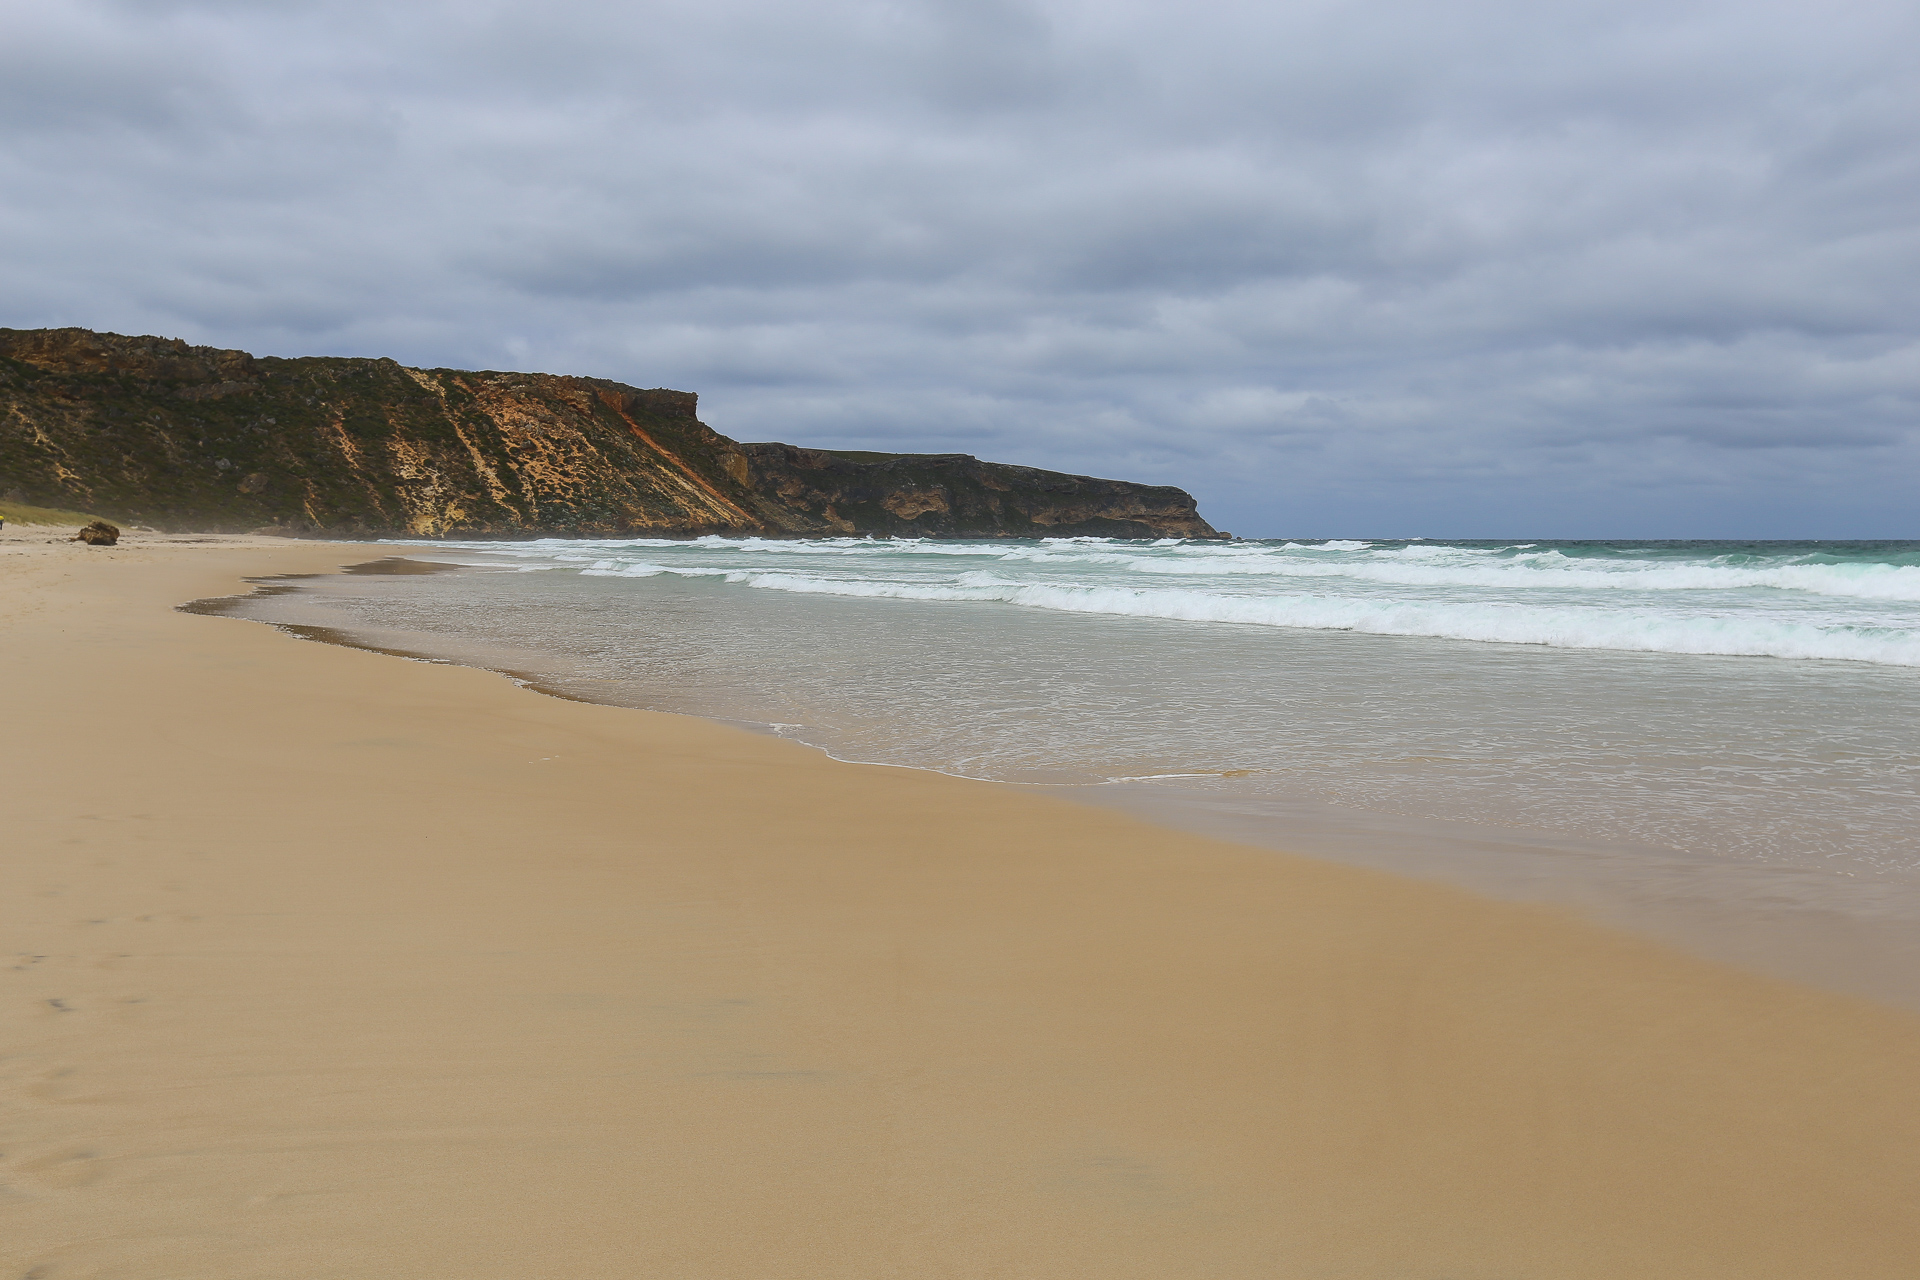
(4, 0, 1917, 536)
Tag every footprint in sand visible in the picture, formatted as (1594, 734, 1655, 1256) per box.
(13, 1147, 106, 1190)
(21, 1067, 83, 1103)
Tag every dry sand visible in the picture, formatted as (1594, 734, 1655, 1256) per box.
(4, 533, 1919, 1279)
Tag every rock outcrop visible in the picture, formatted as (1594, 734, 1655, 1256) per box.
(72, 520, 120, 546)
(0, 328, 1221, 540)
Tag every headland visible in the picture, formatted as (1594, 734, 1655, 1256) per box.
(0, 327, 1220, 540)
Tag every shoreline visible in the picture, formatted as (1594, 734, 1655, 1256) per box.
(6, 535, 1920, 1277)
(1068, 778, 1920, 1013)
(216, 551, 1920, 1014)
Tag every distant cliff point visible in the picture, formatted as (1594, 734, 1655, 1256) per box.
(0, 328, 1222, 540)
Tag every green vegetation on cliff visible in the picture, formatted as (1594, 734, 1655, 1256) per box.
(0, 499, 114, 527)
(0, 328, 1220, 540)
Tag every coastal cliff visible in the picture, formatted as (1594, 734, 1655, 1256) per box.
(0, 328, 1221, 539)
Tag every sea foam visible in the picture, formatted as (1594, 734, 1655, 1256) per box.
(423, 536, 1920, 667)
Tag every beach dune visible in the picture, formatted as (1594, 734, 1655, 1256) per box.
(4, 537, 1919, 1278)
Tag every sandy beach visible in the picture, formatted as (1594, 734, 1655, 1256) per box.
(5, 533, 1920, 1278)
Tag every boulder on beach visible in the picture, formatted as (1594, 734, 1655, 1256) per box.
(73, 520, 120, 546)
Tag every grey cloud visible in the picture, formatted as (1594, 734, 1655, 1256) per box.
(3, 0, 1918, 536)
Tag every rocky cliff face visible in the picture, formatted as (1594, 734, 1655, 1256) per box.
(0, 328, 1221, 540)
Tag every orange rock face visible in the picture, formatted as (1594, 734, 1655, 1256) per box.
(0, 328, 1221, 540)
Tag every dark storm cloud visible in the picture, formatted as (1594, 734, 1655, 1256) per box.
(4, 0, 1917, 535)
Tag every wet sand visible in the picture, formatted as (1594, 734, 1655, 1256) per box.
(4, 534, 1920, 1278)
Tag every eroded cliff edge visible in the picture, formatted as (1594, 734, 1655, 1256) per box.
(0, 328, 1221, 539)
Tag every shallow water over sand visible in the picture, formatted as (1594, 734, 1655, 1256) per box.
(208, 540, 1920, 1008)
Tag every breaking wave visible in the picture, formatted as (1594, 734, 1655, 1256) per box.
(416, 535, 1920, 668)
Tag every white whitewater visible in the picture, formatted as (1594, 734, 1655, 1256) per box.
(471, 535, 1920, 666)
